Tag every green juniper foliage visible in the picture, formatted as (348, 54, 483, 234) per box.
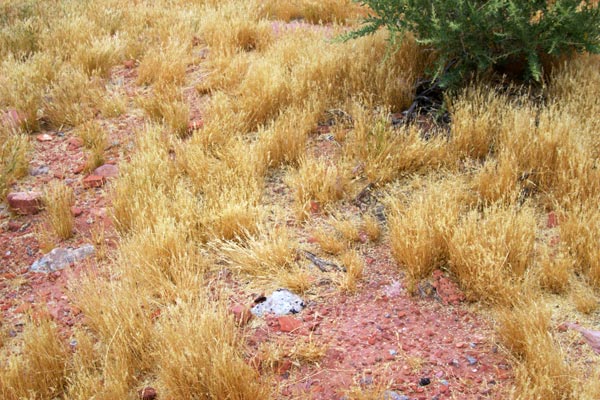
(346, 0, 600, 86)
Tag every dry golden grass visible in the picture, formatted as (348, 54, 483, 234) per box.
(570, 278, 599, 314)
(286, 156, 350, 220)
(0, 126, 30, 200)
(43, 181, 75, 240)
(0, 317, 69, 400)
(2, 0, 600, 398)
(338, 249, 364, 293)
(258, 0, 364, 24)
(387, 176, 468, 292)
(311, 225, 347, 255)
(138, 84, 190, 137)
(448, 204, 536, 304)
(497, 302, 575, 399)
(154, 298, 270, 399)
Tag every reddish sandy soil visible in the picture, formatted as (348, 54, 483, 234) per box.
(1, 25, 516, 400)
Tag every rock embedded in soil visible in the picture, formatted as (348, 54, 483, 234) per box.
(278, 315, 302, 332)
(29, 244, 95, 273)
(138, 387, 157, 400)
(251, 289, 305, 317)
(230, 303, 253, 326)
(92, 164, 119, 179)
(82, 175, 106, 189)
(7, 192, 43, 215)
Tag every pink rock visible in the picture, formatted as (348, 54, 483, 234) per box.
(547, 211, 559, 229)
(7, 192, 43, 215)
(67, 137, 84, 150)
(123, 59, 136, 69)
(70, 206, 83, 217)
(36, 134, 53, 142)
(230, 303, 253, 326)
(278, 316, 302, 333)
(562, 323, 600, 354)
(137, 387, 157, 400)
(92, 164, 119, 179)
(82, 175, 105, 189)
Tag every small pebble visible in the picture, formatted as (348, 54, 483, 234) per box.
(418, 377, 431, 386)
(466, 356, 478, 365)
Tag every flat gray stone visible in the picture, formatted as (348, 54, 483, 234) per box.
(29, 244, 95, 273)
(251, 289, 305, 317)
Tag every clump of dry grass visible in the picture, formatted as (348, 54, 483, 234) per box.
(536, 246, 574, 295)
(44, 66, 100, 128)
(72, 35, 124, 77)
(43, 181, 75, 240)
(286, 156, 350, 220)
(559, 198, 600, 287)
(570, 278, 598, 314)
(154, 298, 270, 399)
(448, 204, 536, 304)
(138, 84, 190, 137)
(497, 302, 574, 399)
(219, 226, 298, 278)
(0, 317, 69, 400)
(258, 0, 364, 24)
(311, 225, 347, 255)
(387, 177, 467, 292)
(99, 86, 127, 118)
(0, 126, 30, 199)
(362, 214, 381, 242)
(338, 249, 364, 293)
(136, 41, 190, 86)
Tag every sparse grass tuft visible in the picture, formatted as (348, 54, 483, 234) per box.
(286, 156, 349, 220)
(138, 84, 190, 137)
(43, 181, 75, 240)
(570, 278, 598, 314)
(447, 204, 536, 304)
(338, 249, 364, 293)
(388, 177, 467, 292)
(0, 317, 69, 400)
(0, 126, 30, 200)
(497, 302, 574, 399)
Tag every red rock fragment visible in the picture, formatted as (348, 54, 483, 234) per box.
(138, 387, 157, 400)
(92, 163, 119, 179)
(83, 175, 106, 188)
(70, 206, 83, 217)
(278, 316, 302, 332)
(230, 303, 253, 326)
(7, 191, 43, 215)
(7, 220, 21, 231)
(547, 211, 559, 229)
(123, 59, 136, 69)
(67, 137, 84, 150)
(36, 133, 53, 142)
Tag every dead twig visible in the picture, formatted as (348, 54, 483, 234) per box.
(300, 250, 345, 272)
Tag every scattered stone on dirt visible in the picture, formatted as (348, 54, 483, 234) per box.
(36, 133, 53, 142)
(82, 175, 106, 189)
(230, 303, 253, 326)
(277, 315, 302, 332)
(383, 391, 409, 400)
(29, 244, 95, 273)
(70, 206, 83, 217)
(251, 289, 305, 317)
(29, 165, 49, 176)
(138, 387, 157, 400)
(92, 164, 119, 179)
(418, 377, 431, 386)
(66, 137, 84, 150)
(7, 192, 43, 215)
